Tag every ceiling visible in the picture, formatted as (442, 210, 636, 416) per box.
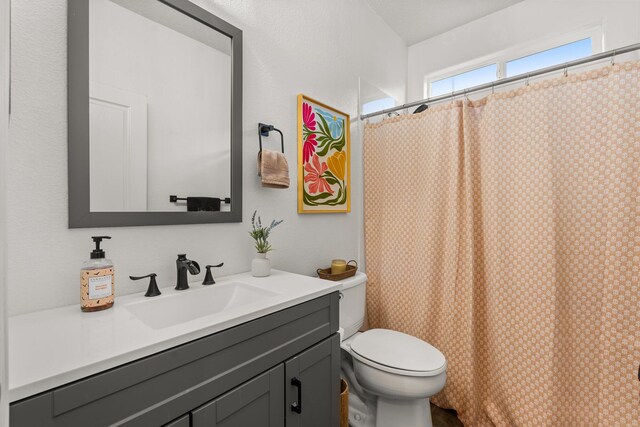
(364, 0, 524, 46)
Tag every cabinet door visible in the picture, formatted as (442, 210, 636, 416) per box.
(163, 414, 190, 427)
(191, 364, 284, 427)
(285, 334, 340, 427)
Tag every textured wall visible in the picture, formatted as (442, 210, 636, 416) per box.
(7, 0, 407, 315)
(1, 0, 9, 422)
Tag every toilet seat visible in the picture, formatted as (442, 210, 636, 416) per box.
(350, 329, 446, 377)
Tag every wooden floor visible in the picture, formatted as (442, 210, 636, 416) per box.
(432, 403, 464, 427)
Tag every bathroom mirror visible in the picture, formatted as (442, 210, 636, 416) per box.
(68, 0, 242, 227)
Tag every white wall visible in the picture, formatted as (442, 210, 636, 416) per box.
(0, 0, 8, 422)
(7, 0, 407, 315)
(407, 0, 640, 101)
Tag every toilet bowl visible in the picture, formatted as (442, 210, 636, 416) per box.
(338, 273, 447, 427)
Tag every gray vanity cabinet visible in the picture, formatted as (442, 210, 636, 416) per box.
(164, 415, 191, 427)
(191, 364, 285, 427)
(190, 334, 340, 427)
(285, 335, 340, 427)
(10, 293, 340, 427)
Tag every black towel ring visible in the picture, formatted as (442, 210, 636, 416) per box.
(258, 123, 284, 153)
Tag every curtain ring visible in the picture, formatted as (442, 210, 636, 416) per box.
(526, 73, 530, 86)
(491, 83, 495, 95)
(611, 49, 616, 66)
(563, 66, 568, 77)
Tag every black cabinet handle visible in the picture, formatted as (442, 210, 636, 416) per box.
(291, 377, 302, 414)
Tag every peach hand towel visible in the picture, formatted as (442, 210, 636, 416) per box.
(257, 149, 290, 188)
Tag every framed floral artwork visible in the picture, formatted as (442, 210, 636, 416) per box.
(297, 94, 351, 213)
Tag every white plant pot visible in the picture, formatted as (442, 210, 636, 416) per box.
(251, 253, 271, 277)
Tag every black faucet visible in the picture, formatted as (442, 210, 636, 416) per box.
(175, 254, 200, 290)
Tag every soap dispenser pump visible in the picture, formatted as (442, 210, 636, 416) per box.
(80, 236, 115, 312)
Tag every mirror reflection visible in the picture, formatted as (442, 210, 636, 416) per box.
(89, 0, 231, 212)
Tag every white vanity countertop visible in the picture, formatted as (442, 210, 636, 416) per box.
(8, 270, 341, 402)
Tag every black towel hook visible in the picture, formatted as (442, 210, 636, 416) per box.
(258, 123, 284, 153)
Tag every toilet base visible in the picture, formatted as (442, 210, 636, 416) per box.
(376, 397, 432, 427)
(347, 388, 377, 427)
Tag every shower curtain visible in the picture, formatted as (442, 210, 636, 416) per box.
(363, 61, 639, 426)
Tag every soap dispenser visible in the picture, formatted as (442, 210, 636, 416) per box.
(80, 236, 115, 312)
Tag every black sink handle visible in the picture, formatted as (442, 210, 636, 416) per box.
(129, 274, 162, 297)
(203, 263, 224, 285)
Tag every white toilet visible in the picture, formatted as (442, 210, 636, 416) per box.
(339, 272, 447, 427)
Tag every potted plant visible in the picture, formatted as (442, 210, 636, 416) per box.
(249, 210, 283, 277)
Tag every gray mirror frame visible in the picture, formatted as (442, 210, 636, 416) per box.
(68, 0, 242, 228)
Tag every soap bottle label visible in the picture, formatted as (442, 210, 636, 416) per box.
(88, 274, 113, 299)
(81, 267, 115, 311)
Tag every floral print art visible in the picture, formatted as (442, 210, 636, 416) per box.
(298, 96, 350, 212)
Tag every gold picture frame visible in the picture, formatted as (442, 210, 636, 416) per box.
(297, 94, 351, 213)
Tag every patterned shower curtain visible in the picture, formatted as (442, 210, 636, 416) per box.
(363, 61, 639, 426)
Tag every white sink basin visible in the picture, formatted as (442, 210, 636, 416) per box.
(124, 282, 279, 329)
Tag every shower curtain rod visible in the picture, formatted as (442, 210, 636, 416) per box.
(360, 42, 640, 120)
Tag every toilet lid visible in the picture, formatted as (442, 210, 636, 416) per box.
(350, 329, 446, 375)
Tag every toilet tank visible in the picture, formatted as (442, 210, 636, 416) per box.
(339, 272, 367, 339)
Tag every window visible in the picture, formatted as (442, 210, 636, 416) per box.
(430, 64, 498, 98)
(425, 34, 598, 98)
(505, 38, 592, 77)
(362, 97, 396, 115)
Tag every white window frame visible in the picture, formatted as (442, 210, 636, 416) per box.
(423, 25, 603, 98)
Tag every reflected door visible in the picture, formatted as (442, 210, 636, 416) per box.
(89, 82, 148, 211)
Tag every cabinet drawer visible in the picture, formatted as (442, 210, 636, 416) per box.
(10, 292, 338, 427)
